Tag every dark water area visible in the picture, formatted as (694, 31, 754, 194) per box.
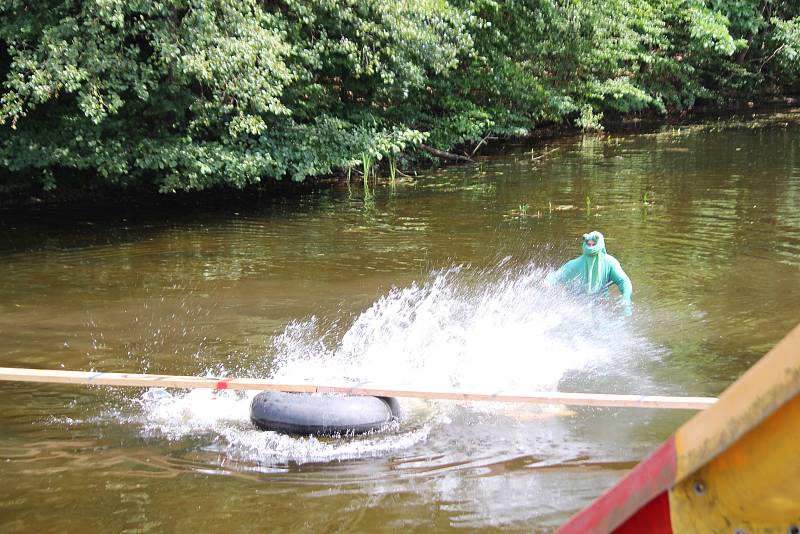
(1, 110, 799, 531)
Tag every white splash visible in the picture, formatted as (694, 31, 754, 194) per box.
(129, 387, 434, 465)
(269, 262, 640, 393)
(129, 261, 651, 465)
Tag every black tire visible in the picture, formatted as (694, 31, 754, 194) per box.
(377, 396, 402, 419)
(250, 391, 399, 436)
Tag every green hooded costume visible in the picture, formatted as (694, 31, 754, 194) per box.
(545, 231, 633, 313)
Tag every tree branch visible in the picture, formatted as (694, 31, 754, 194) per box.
(468, 134, 497, 158)
(531, 147, 560, 161)
(759, 44, 786, 73)
(419, 144, 474, 163)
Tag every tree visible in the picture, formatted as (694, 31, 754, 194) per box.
(0, 0, 797, 197)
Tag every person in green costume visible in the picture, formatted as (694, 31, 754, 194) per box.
(545, 230, 633, 314)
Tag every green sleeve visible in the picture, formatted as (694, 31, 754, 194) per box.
(608, 258, 632, 305)
(546, 258, 583, 285)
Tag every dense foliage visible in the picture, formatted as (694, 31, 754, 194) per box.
(1, 0, 798, 195)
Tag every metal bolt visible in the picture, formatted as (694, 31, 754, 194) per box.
(788, 526, 799, 534)
(693, 480, 706, 496)
(734, 529, 746, 534)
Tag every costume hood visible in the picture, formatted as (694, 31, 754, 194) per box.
(581, 230, 607, 293)
(581, 231, 606, 256)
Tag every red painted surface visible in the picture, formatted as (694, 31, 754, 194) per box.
(214, 380, 229, 390)
(556, 436, 677, 534)
(613, 492, 672, 533)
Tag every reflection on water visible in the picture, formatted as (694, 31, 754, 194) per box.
(1, 110, 799, 531)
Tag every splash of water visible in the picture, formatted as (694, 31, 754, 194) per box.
(268, 261, 643, 393)
(130, 260, 653, 464)
(130, 387, 434, 465)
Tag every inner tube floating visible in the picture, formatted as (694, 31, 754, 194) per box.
(250, 391, 401, 436)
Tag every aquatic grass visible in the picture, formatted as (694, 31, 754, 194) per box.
(361, 153, 373, 182)
(388, 155, 397, 185)
(585, 195, 592, 213)
(363, 176, 372, 200)
(363, 192, 376, 211)
(388, 155, 397, 194)
(519, 203, 529, 215)
(362, 153, 373, 200)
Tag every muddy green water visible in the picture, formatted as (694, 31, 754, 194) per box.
(1, 111, 799, 532)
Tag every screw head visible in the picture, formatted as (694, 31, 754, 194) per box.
(693, 480, 706, 496)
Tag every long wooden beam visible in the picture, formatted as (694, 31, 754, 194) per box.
(0, 367, 716, 410)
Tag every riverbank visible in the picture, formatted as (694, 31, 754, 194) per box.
(1, 100, 797, 215)
(3, 1, 798, 208)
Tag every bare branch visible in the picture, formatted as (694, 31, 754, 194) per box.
(419, 144, 474, 163)
(759, 44, 786, 73)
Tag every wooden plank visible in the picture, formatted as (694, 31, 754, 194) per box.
(0, 367, 717, 409)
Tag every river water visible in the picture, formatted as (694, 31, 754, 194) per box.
(1, 110, 799, 532)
